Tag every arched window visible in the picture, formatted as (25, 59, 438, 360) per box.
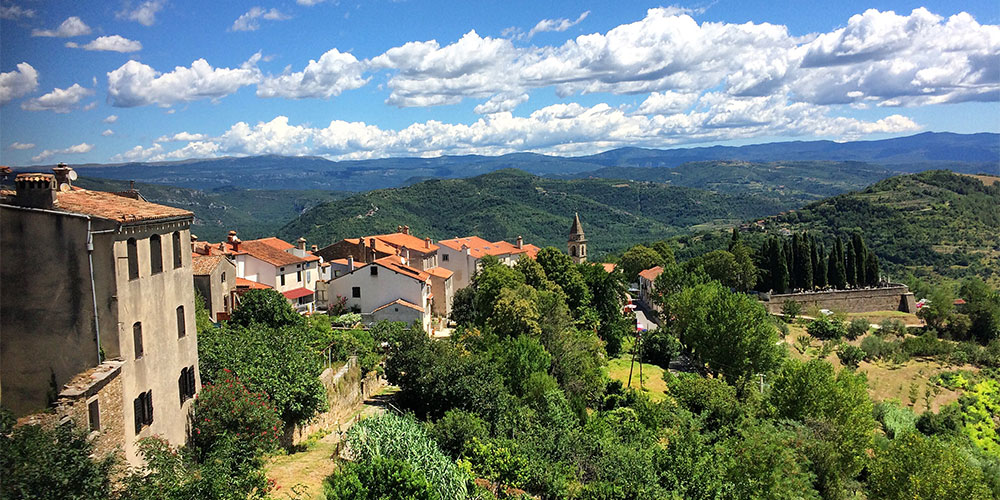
(176, 306, 186, 338)
(581, 245, 586, 257)
(150, 234, 163, 274)
(571, 246, 577, 257)
(172, 231, 182, 269)
(133, 322, 143, 359)
(127, 238, 139, 280)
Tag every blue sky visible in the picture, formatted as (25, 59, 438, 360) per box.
(1, 0, 997, 166)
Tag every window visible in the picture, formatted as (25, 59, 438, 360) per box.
(133, 322, 143, 359)
(442, 254, 449, 262)
(297, 270, 302, 282)
(571, 246, 577, 257)
(280, 273, 286, 286)
(133, 391, 153, 434)
(352, 286, 361, 298)
(370, 266, 378, 276)
(172, 231, 182, 269)
(150, 234, 163, 274)
(306, 270, 311, 282)
(176, 306, 186, 338)
(127, 238, 139, 280)
(178, 366, 196, 404)
(221, 271, 226, 283)
(88, 399, 100, 432)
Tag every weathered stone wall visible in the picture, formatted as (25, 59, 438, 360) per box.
(762, 285, 918, 315)
(286, 356, 385, 445)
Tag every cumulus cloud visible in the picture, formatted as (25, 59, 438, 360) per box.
(257, 48, 368, 99)
(527, 11, 589, 39)
(0, 62, 39, 105)
(636, 91, 699, 115)
(474, 93, 529, 114)
(231, 7, 290, 31)
(106, 53, 261, 107)
(31, 16, 91, 37)
(296, 0, 324, 5)
(21, 83, 94, 113)
(370, 7, 998, 110)
(219, 116, 313, 155)
(117, 0, 165, 26)
(8, 141, 35, 150)
(155, 131, 208, 142)
(103, 114, 119, 123)
(0, 4, 35, 19)
(32, 142, 94, 163)
(66, 35, 142, 52)
(102, 129, 115, 136)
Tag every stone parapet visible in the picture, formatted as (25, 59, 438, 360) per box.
(762, 284, 917, 314)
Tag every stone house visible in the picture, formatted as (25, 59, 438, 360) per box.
(638, 266, 664, 312)
(437, 236, 539, 291)
(1, 166, 200, 465)
(315, 226, 440, 270)
(325, 255, 433, 332)
(192, 253, 236, 322)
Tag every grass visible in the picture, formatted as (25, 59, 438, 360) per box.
(844, 310, 922, 326)
(605, 355, 669, 402)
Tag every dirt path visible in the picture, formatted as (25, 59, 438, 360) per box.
(265, 388, 398, 499)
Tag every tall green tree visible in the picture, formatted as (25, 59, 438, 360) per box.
(867, 432, 992, 500)
(794, 233, 813, 290)
(864, 250, 879, 286)
(959, 278, 1000, 343)
(619, 245, 665, 284)
(830, 240, 847, 289)
(767, 238, 789, 293)
(845, 239, 858, 288)
(852, 234, 868, 286)
(813, 240, 828, 288)
(916, 286, 954, 331)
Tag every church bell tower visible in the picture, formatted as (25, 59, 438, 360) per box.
(568, 212, 587, 264)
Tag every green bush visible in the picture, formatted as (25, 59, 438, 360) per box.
(868, 432, 992, 499)
(879, 318, 908, 337)
(643, 328, 681, 369)
(781, 300, 802, 320)
(325, 456, 439, 500)
(837, 344, 865, 368)
(807, 316, 846, 340)
(846, 318, 870, 340)
(873, 400, 917, 439)
(902, 331, 953, 358)
(192, 372, 282, 463)
(428, 410, 488, 460)
(0, 414, 115, 500)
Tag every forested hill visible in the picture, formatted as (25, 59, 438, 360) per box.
(277, 169, 790, 255)
(771, 171, 1000, 286)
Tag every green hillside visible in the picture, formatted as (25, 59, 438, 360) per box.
(772, 171, 1000, 286)
(278, 169, 789, 255)
(74, 177, 348, 242)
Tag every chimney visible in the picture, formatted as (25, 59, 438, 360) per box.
(14, 173, 57, 209)
(424, 237, 431, 249)
(402, 246, 410, 265)
(52, 163, 75, 188)
(297, 237, 307, 251)
(369, 238, 377, 261)
(347, 255, 355, 272)
(402, 225, 410, 235)
(516, 236, 523, 249)
(227, 230, 238, 244)
(397, 225, 403, 233)
(311, 244, 318, 252)
(231, 236, 240, 252)
(129, 180, 135, 191)
(190, 234, 199, 253)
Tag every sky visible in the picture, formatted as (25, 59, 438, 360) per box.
(1, 0, 998, 166)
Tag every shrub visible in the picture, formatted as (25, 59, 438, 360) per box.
(807, 316, 846, 340)
(902, 331, 953, 358)
(229, 289, 303, 329)
(643, 328, 681, 369)
(325, 456, 438, 500)
(846, 318, 870, 340)
(428, 410, 488, 460)
(873, 400, 917, 439)
(781, 300, 802, 320)
(837, 344, 865, 368)
(192, 373, 282, 462)
(879, 318, 907, 337)
(0, 414, 115, 500)
(868, 432, 992, 500)
(861, 335, 890, 360)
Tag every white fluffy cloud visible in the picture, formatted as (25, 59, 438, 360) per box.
(66, 35, 142, 52)
(636, 91, 699, 115)
(0, 4, 35, 19)
(103, 114, 118, 123)
(32, 142, 94, 163)
(220, 116, 313, 155)
(106, 53, 261, 107)
(31, 16, 91, 37)
(118, 0, 165, 26)
(155, 131, 208, 142)
(232, 7, 290, 31)
(21, 84, 94, 113)
(102, 129, 115, 136)
(296, 0, 324, 5)
(8, 141, 35, 150)
(0, 62, 39, 105)
(257, 48, 368, 99)
(527, 11, 589, 39)
(473, 93, 529, 114)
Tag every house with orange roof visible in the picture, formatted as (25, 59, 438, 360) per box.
(192, 254, 236, 322)
(194, 231, 322, 314)
(638, 266, 665, 312)
(315, 225, 440, 271)
(437, 235, 536, 290)
(1, 165, 199, 465)
(324, 255, 434, 332)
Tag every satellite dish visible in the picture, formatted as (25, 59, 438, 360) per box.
(68, 170, 78, 181)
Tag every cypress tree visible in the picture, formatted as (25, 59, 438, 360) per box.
(865, 251, 879, 286)
(852, 234, 867, 286)
(729, 227, 741, 251)
(795, 233, 813, 290)
(769, 238, 789, 293)
(845, 238, 857, 288)
(814, 243, 828, 288)
(831, 240, 848, 289)
(784, 239, 794, 287)
(791, 233, 802, 289)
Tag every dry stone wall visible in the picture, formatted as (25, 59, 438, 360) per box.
(762, 285, 918, 315)
(286, 356, 385, 445)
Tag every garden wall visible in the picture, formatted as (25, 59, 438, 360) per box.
(286, 356, 385, 446)
(762, 284, 918, 315)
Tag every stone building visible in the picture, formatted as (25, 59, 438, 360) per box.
(1, 166, 200, 465)
(192, 253, 236, 322)
(568, 213, 587, 264)
(437, 236, 539, 290)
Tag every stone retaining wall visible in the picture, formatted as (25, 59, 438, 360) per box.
(762, 284, 918, 315)
(285, 356, 385, 446)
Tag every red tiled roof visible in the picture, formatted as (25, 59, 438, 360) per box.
(282, 287, 314, 300)
(372, 255, 430, 282)
(439, 236, 533, 259)
(638, 266, 664, 282)
(426, 266, 454, 279)
(521, 243, 541, 259)
(239, 238, 319, 267)
(236, 277, 271, 289)
(372, 298, 423, 313)
(344, 237, 396, 255)
(370, 232, 438, 254)
(191, 255, 225, 275)
(602, 263, 617, 273)
(55, 188, 192, 223)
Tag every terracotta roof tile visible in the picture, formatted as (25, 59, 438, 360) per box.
(191, 255, 225, 275)
(370, 232, 439, 254)
(372, 298, 423, 313)
(238, 238, 319, 267)
(426, 266, 454, 279)
(638, 266, 664, 282)
(282, 287, 314, 300)
(53, 188, 192, 223)
(602, 263, 617, 273)
(236, 277, 271, 289)
(344, 237, 396, 255)
(372, 255, 430, 282)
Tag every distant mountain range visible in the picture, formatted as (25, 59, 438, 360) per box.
(21, 132, 997, 193)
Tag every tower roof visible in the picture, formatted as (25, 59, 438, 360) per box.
(569, 212, 584, 236)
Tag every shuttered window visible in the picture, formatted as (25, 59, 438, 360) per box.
(172, 231, 182, 268)
(150, 235, 163, 274)
(133, 391, 153, 434)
